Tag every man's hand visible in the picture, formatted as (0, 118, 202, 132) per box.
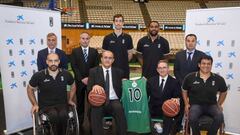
(68, 100, 76, 107)
(31, 105, 39, 114)
(184, 103, 190, 117)
(81, 77, 88, 85)
(218, 104, 223, 112)
(171, 98, 180, 105)
(92, 85, 104, 94)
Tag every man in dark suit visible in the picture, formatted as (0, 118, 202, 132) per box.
(87, 51, 127, 135)
(37, 33, 68, 71)
(70, 32, 99, 129)
(174, 34, 205, 132)
(147, 60, 182, 135)
(174, 34, 206, 84)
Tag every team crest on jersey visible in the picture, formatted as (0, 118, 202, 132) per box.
(61, 76, 64, 81)
(212, 81, 215, 86)
(144, 44, 149, 47)
(110, 40, 115, 44)
(158, 44, 161, 48)
(122, 39, 125, 44)
(132, 81, 137, 87)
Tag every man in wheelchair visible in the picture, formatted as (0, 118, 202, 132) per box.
(27, 53, 77, 135)
(182, 55, 228, 135)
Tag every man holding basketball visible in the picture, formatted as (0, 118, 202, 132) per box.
(182, 55, 227, 135)
(87, 51, 127, 135)
(147, 60, 182, 135)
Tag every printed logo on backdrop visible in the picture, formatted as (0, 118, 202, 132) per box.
(195, 16, 226, 26)
(29, 39, 36, 45)
(217, 40, 224, 46)
(4, 14, 35, 25)
(49, 17, 53, 27)
(215, 62, 223, 68)
(6, 38, 14, 45)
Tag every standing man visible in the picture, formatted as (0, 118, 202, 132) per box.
(70, 32, 99, 130)
(174, 34, 206, 132)
(147, 60, 182, 135)
(174, 34, 206, 84)
(182, 55, 227, 135)
(137, 21, 170, 79)
(37, 32, 68, 71)
(102, 14, 133, 79)
(27, 53, 76, 135)
(87, 51, 127, 135)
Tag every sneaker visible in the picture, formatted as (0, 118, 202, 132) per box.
(154, 123, 163, 133)
(103, 121, 112, 130)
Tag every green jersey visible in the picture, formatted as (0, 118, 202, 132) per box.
(121, 77, 151, 133)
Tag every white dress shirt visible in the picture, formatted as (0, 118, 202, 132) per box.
(102, 66, 118, 100)
(159, 75, 168, 91)
(186, 49, 195, 60)
(48, 47, 56, 54)
(81, 46, 89, 56)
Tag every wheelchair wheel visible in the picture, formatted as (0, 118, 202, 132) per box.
(66, 105, 80, 135)
(33, 112, 54, 135)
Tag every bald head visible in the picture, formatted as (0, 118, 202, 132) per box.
(80, 32, 90, 48)
(46, 53, 60, 71)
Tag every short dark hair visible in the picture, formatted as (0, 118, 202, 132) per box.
(185, 34, 197, 41)
(47, 32, 57, 38)
(113, 14, 124, 22)
(198, 55, 213, 64)
(148, 21, 159, 28)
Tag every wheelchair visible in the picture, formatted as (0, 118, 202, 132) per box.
(33, 105, 79, 135)
(183, 115, 225, 135)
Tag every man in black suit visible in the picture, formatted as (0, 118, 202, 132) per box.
(37, 33, 68, 71)
(174, 34, 205, 84)
(147, 60, 182, 135)
(87, 51, 127, 135)
(174, 34, 205, 132)
(70, 32, 99, 130)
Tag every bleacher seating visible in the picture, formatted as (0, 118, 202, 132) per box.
(85, 0, 145, 27)
(146, 1, 200, 25)
(206, 1, 240, 8)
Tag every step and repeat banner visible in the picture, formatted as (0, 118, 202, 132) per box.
(186, 7, 240, 134)
(0, 5, 61, 134)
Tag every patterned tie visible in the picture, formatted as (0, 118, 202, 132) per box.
(159, 79, 165, 92)
(83, 48, 88, 62)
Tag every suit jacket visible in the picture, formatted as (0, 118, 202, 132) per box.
(70, 47, 99, 89)
(147, 75, 181, 118)
(174, 49, 205, 84)
(87, 66, 124, 99)
(37, 48, 68, 71)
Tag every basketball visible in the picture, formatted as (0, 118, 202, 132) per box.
(88, 89, 106, 107)
(162, 99, 180, 117)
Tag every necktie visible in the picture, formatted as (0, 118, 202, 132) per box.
(83, 49, 88, 62)
(187, 52, 192, 69)
(159, 79, 165, 92)
(105, 70, 110, 104)
(187, 52, 192, 61)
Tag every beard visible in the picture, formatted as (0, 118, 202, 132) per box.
(149, 30, 158, 37)
(49, 65, 58, 71)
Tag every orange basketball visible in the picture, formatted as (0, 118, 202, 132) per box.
(88, 89, 106, 107)
(162, 99, 180, 117)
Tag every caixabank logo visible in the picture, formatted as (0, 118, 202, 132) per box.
(195, 16, 226, 26)
(5, 14, 35, 25)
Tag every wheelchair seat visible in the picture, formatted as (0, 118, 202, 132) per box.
(183, 114, 225, 135)
(33, 105, 79, 135)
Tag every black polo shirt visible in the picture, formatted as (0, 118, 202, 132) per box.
(102, 32, 133, 78)
(137, 35, 170, 79)
(29, 69, 74, 108)
(182, 72, 227, 105)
